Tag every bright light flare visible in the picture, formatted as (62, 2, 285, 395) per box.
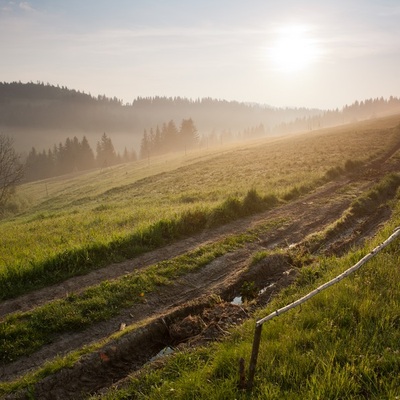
(269, 25, 319, 73)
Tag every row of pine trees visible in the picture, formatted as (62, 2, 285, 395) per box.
(23, 118, 267, 182)
(23, 118, 199, 183)
(140, 118, 198, 158)
(24, 133, 137, 182)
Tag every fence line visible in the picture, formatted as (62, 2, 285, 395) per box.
(246, 226, 400, 390)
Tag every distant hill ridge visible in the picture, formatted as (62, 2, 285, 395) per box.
(1, 81, 399, 153)
(0, 81, 322, 134)
(0, 81, 98, 103)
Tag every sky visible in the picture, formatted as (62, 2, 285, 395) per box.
(1, 0, 400, 110)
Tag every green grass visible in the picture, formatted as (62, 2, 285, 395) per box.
(1, 116, 400, 398)
(0, 219, 281, 364)
(0, 316, 156, 396)
(4, 176, 400, 397)
(1, 119, 396, 300)
(0, 189, 278, 300)
(351, 173, 400, 216)
(303, 172, 400, 252)
(92, 200, 400, 400)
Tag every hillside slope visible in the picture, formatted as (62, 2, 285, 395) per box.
(1, 115, 400, 399)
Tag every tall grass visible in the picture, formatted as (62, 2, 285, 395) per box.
(307, 172, 400, 248)
(0, 189, 278, 300)
(351, 173, 400, 216)
(1, 116, 399, 398)
(1, 121, 395, 301)
(0, 218, 280, 364)
(94, 202, 400, 400)
(0, 122, 396, 291)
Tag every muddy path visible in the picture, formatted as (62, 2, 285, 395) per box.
(3, 132, 400, 319)
(0, 176, 363, 319)
(2, 139, 400, 398)
(0, 179, 350, 381)
(0, 176, 385, 382)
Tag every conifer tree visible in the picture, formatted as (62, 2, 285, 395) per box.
(79, 136, 95, 170)
(180, 118, 198, 151)
(165, 120, 179, 151)
(96, 133, 117, 167)
(140, 129, 150, 160)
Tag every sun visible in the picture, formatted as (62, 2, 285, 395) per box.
(269, 25, 318, 73)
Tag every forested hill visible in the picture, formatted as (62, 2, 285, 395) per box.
(1, 82, 400, 153)
(0, 82, 123, 133)
(0, 81, 322, 136)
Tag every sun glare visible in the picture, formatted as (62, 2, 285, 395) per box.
(269, 25, 318, 73)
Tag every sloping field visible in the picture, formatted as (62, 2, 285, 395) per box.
(1, 115, 400, 399)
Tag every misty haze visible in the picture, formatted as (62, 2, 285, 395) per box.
(1, 1, 400, 399)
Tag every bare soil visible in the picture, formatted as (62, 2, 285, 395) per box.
(2, 139, 400, 399)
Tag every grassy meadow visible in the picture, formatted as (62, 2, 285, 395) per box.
(1, 117, 399, 300)
(1, 115, 400, 398)
(94, 215, 400, 399)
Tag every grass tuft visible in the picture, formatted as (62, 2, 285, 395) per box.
(351, 173, 400, 217)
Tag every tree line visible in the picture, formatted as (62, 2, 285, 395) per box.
(24, 134, 137, 182)
(0, 81, 323, 138)
(275, 96, 400, 134)
(140, 118, 199, 158)
(23, 116, 265, 183)
(3, 83, 400, 150)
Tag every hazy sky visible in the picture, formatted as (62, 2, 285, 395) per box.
(1, 0, 400, 109)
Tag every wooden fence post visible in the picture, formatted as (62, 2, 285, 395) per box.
(247, 323, 263, 390)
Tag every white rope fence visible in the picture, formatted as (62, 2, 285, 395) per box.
(246, 226, 400, 390)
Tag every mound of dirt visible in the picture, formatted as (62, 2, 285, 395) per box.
(170, 302, 249, 347)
